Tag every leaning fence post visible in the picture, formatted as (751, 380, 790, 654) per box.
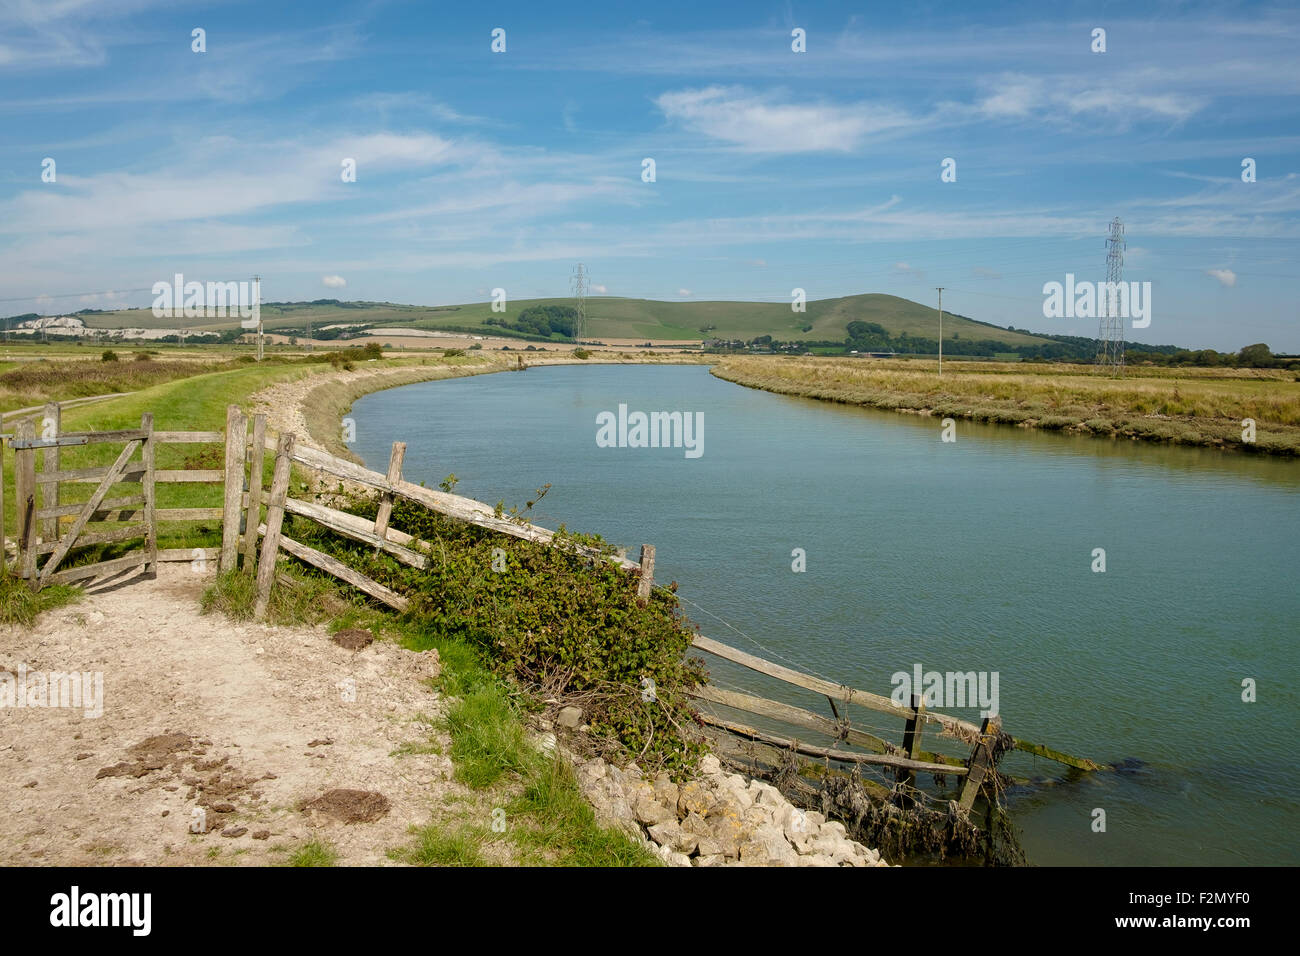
(897, 693, 926, 793)
(1, 428, 6, 574)
(637, 544, 656, 603)
(15, 419, 37, 585)
(957, 715, 1002, 813)
(220, 405, 247, 572)
(254, 431, 295, 620)
(141, 412, 157, 573)
(241, 413, 268, 573)
(40, 402, 60, 544)
(373, 441, 406, 544)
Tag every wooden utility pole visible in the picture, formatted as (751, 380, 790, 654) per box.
(936, 287, 945, 377)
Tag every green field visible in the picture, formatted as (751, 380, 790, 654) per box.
(46, 294, 1052, 347)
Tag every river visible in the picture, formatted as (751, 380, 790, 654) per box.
(350, 363, 1300, 866)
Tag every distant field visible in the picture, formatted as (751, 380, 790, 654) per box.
(50, 294, 1053, 347)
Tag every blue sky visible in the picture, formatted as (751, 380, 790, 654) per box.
(2, 0, 1298, 351)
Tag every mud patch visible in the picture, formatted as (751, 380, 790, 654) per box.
(331, 629, 374, 652)
(300, 788, 391, 824)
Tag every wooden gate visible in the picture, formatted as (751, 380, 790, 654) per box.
(6, 405, 226, 588)
(11, 413, 155, 588)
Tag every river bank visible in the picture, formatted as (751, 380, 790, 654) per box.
(711, 355, 1300, 456)
(253, 351, 707, 457)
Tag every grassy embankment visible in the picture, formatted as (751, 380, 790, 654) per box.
(712, 356, 1300, 455)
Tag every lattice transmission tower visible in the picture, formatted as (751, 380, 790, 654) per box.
(569, 263, 588, 344)
(1096, 218, 1126, 375)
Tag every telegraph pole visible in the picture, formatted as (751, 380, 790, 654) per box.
(253, 275, 263, 361)
(936, 287, 945, 376)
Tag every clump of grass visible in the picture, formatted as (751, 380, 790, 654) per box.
(199, 567, 347, 625)
(508, 756, 657, 867)
(285, 840, 338, 867)
(393, 823, 490, 866)
(0, 574, 82, 626)
(445, 684, 536, 789)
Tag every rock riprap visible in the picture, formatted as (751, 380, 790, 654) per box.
(575, 752, 889, 867)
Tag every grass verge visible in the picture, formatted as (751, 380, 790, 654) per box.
(394, 625, 659, 867)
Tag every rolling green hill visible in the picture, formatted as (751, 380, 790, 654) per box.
(38, 294, 1052, 347)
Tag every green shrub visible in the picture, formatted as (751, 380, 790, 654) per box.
(101, 350, 118, 362)
(572, 348, 591, 360)
(293, 498, 706, 775)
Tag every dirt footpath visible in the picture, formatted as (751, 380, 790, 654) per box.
(0, 564, 454, 866)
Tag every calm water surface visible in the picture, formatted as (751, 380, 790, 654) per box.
(351, 364, 1300, 866)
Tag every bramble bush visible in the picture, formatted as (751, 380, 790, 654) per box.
(288, 491, 707, 776)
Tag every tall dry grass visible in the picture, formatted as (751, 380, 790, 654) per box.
(713, 356, 1300, 455)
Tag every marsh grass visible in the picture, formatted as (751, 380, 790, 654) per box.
(714, 356, 1300, 454)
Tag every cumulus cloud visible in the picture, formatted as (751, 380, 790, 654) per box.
(591, 283, 608, 293)
(322, 275, 347, 288)
(677, 288, 692, 296)
(655, 86, 916, 152)
(1206, 268, 1237, 287)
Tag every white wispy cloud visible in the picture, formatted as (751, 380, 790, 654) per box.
(655, 86, 918, 153)
(1206, 268, 1237, 287)
(973, 74, 1203, 124)
(322, 275, 347, 288)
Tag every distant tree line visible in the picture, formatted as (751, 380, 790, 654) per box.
(484, 305, 577, 339)
(704, 320, 1294, 369)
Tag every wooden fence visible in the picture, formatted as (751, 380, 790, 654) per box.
(224, 406, 1096, 809)
(218, 405, 653, 621)
(5, 402, 223, 585)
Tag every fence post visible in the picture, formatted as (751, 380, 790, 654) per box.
(40, 402, 60, 544)
(956, 715, 1002, 813)
(637, 544, 656, 603)
(373, 441, 406, 543)
(15, 419, 37, 585)
(1, 428, 6, 574)
(897, 693, 926, 793)
(254, 431, 295, 620)
(241, 414, 267, 573)
(141, 412, 157, 573)
(220, 405, 247, 572)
